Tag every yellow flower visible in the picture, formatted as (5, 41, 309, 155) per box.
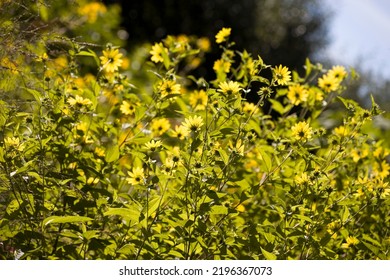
(197, 37, 211, 52)
(159, 79, 181, 98)
(189, 90, 208, 111)
(373, 146, 390, 159)
(150, 43, 167, 63)
(218, 80, 242, 96)
(144, 140, 163, 152)
(150, 118, 171, 137)
(215, 27, 231, 44)
(242, 102, 259, 115)
(182, 116, 204, 133)
(373, 160, 390, 180)
(4, 137, 24, 151)
(351, 147, 369, 162)
(287, 84, 308, 105)
(126, 167, 145, 185)
(327, 65, 347, 81)
(341, 236, 359, 249)
(213, 59, 231, 73)
(291, 121, 313, 142)
(273, 65, 291, 86)
(100, 48, 123, 73)
(295, 172, 311, 185)
(171, 125, 190, 140)
(161, 157, 176, 175)
(0, 57, 18, 74)
(318, 74, 340, 93)
(67, 95, 93, 107)
(78, 2, 107, 23)
(333, 125, 349, 137)
(120, 101, 136, 115)
(327, 220, 341, 238)
(228, 139, 245, 156)
(94, 147, 105, 157)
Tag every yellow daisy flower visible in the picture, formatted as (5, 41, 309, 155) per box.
(341, 236, 359, 249)
(150, 118, 171, 137)
(67, 95, 93, 107)
(218, 80, 242, 96)
(171, 125, 190, 140)
(100, 48, 123, 73)
(182, 116, 204, 133)
(242, 102, 259, 115)
(273, 65, 291, 86)
(287, 84, 308, 105)
(150, 43, 167, 63)
(294, 172, 311, 185)
(126, 167, 145, 185)
(197, 37, 211, 52)
(291, 121, 313, 142)
(78, 2, 107, 23)
(327, 65, 347, 81)
(189, 90, 208, 111)
(4, 137, 25, 151)
(120, 101, 136, 115)
(94, 147, 105, 157)
(159, 79, 181, 98)
(318, 74, 340, 93)
(144, 140, 163, 152)
(215, 27, 231, 44)
(213, 59, 231, 73)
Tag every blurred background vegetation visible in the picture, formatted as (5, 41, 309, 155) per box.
(1, 0, 389, 112)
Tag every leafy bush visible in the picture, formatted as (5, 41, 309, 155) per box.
(1, 2, 389, 260)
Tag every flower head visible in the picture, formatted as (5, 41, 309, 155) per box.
(242, 102, 259, 115)
(171, 125, 190, 140)
(213, 59, 231, 73)
(215, 27, 231, 44)
(100, 48, 123, 73)
(150, 43, 167, 63)
(120, 101, 136, 115)
(78, 2, 107, 23)
(144, 140, 163, 152)
(327, 65, 347, 81)
(4, 137, 24, 151)
(67, 95, 93, 107)
(218, 80, 242, 96)
(150, 118, 171, 137)
(341, 236, 359, 249)
(189, 90, 208, 111)
(159, 79, 181, 98)
(273, 65, 291, 86)
(291, 121, 313, 142)
(287, 84, 308, 105)
(126, 167, 145, 185)
(318, 74, 340, 93)
(182, 116, 204, 133)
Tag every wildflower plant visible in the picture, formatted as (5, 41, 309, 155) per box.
(1, 3, 390, 260)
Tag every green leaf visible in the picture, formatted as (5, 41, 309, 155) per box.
(210, 205, 228, 215)
(161, 47, 171, 70)
(23, 88, 42, 104)
(218, 149, 230, 165)
(341, 206, 350, 223)
(103, 208, 140, 223)
(6, 199, 20, 215)
(42, 216, 92, 229)
(105, 145, 119, 162)
(82, 230, 99, 241)
(304, 58, 312, 77)
(261, 248, 277, 260)
(269, 99, 285, 115)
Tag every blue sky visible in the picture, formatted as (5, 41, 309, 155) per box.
(324, 0, 390, 80)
